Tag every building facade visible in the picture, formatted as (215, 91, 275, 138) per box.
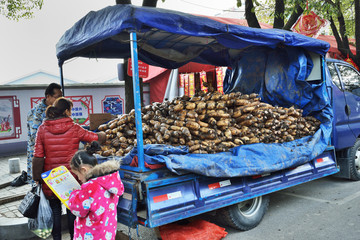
(0, 72, 149, 156)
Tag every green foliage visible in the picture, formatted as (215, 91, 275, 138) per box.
(255, 0, 356, 39)
(306, 0, 356, 38)
(0, 0, 43, 20)
(237, 0, 242, 8)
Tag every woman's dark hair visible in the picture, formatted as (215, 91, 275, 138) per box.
(46, 97, 73, 119)
(70, 141, 101, 171)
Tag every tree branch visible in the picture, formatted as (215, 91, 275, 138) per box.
(329, 17, 350, 58)
(116, 0, 131, 4)
(355, 0, 360, 62)
(322, 0, 336, 7)
(283, 3, 303, 30)
(142, 0, 158, 7)
(273, 0, 284, 29)
(335, 1, 351, 57)
(245, 0, 261, 28)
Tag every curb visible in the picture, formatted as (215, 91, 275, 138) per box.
(0, 214, 68, 240)
(0, 182, 11, 189)
(0, 180, 28, 205)
(0, 193, 25, 205)
(0, 216, 37, 240)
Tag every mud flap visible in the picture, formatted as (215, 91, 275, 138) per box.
(117, 179, 138, 228)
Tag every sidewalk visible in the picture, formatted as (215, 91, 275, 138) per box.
(0, 154, 33, 240)
(0, 154, 157, 240)
(0, 154, 72, 240)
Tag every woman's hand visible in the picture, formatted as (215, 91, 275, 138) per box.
(96, 132, 106, 144)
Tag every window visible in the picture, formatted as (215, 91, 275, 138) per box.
(337, 64, 360, 96)
(327, 62, 342, 90)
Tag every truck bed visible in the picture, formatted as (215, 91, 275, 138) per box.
(116, 147, 339, 228)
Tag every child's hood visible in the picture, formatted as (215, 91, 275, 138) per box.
(86, 160, 122, 196)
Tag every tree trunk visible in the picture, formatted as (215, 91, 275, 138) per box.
(116, 0, 131, 4)
(283, 4, 303, 31)
(142, 0, 158, 7)
(354, 0, 360, 67)
(273, 0, 284, 29)
(328, 1, 353, 61)
(335, 1, 350, 55)
(329, 17, 346, 57)
(245, 0, 261, 28)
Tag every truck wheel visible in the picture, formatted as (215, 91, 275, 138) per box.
(347, 139, 360, 180)
(219, 195, 269, 231)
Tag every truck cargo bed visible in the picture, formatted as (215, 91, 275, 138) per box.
(117, 148, 339, 228)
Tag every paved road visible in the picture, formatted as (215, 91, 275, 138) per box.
(224, 176, 360, 240)
(2, 154, 359, 239)
(121, 175, 360, 240)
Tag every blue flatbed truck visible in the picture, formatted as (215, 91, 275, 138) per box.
(55, 5, 360, 232)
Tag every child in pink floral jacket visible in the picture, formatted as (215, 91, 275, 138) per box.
(68, 142, 124, 240)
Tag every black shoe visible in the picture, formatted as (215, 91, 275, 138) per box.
(10, 170, 28, 187)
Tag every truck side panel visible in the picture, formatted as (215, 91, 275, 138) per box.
(117, 149, 338, 228)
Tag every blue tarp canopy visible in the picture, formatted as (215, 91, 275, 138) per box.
(56, 4, 329, 67)
(57, 4, 332, 177)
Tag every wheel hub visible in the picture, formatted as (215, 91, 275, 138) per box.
(355, 147, 360, 173)
(237, 197, 262, 217)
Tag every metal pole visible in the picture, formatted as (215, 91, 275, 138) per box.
(130, 32, 145, 171)
(59, 65, 65, 96)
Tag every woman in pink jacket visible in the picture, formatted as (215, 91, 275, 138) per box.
(69, 141, 124, 240)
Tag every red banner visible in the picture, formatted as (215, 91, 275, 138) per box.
(344, 55, 360, 71)
(179, 74, 185, 88)
(216, 67, 224, 94)
(127, 58, 149, 78)
(200, 71, 208, 93)
(184, 74, 189, 96)
(188, 73, 195, 97)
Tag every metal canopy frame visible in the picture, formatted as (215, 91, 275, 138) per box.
(59, 31, 147, 171)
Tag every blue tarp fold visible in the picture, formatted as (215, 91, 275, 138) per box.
(120, 123, 327, 177)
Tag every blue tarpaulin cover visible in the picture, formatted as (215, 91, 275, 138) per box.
(56, 5, 332, 177)
(56, 5, 329, 67)
(118, 46, 333, 177)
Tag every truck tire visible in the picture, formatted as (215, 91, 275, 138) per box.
(346, 139, 360, 180)
(219, 195, 269, 231)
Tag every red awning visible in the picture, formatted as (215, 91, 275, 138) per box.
(317, 35, 356, 56)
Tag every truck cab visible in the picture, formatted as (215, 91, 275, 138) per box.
(325, 59, 360, 180)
